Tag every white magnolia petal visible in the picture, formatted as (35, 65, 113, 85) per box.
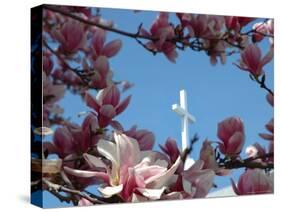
(97, 139, 118, 165)
(155, 159, 168, 168)
(64, 166, 109, 180)
(114, 133, 141, 167)
(98, 184, 123, 197)
(131, 193, 148, 202)
(146, 156, 181, 189)
(83, 153, 107, 169)
(183, 178, 195, 195)
(136, 187, 166, 200)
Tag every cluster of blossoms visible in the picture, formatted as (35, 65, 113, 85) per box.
(36, 5, 274, 206)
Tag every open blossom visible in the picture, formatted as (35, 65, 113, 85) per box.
(235, 43, 273, 76)
(85, 85, 131, 127)
(141, 12, 178, 63)
(125, 125, 155, 151)
(217, 117, 245, 157)
(182, 160, 215, 198)
(231, 169, 273, 195)
(64, 132, 181, 201)
(91, 28, 122, 60)
(52, 20, 86, 54)
(199, 140, 229, 176)
(43, 113, 99, 158)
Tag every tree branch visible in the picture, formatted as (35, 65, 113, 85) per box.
(219, 152, 273, 170)
(42, 178, 106, 205)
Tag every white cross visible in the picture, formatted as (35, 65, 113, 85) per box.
(172, 90, 196, 169)
(172, 89, 196, 152)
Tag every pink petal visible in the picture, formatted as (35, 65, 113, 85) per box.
(64, 166, 109, 183)
(116, 95, 132, 115)
(102, 39, 122, 58)
(85, 92, 100, 111)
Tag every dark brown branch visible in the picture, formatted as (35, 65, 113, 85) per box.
(219, 153, 273, 170)
(42, 178, 105, 205)
(44, 5, 251, 59)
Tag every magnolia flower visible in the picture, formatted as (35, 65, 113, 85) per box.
(125, 126, 155, 151)
(199, 140, 229, 176)
(89, 56, 112, 89)
(159, 137, 181, 164)
(141, 12, 178, 63)
(231, 169, 273, 195)
(64, 133, 181, 201)
(85, 85, 131, 127)
(43, 114, 99, 158)
(235, 43, 273, 76)
(52, 20, 86, 54)
(91, 28, 122, 60)
(178, 14, 209, 38)
(182, 160, 215, 198)
(217, 117, 245, 157)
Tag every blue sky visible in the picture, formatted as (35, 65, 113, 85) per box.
(42, 8, 273, 207)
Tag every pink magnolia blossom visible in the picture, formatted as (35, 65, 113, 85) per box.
(182, 160, 215, 198)
(91, 28, 122, 60)
(44, 114, 99, 158)
(199, 140, 229, 176)
(141, 12, 178, 63)
(125, 125, 155, 151)
(217, 117, 245, 157)
(85, 85, 131, 127)
(235, 43, 273, 76)
(159, 137, 181, 164)
(64, 132, 181, 201)
(52, 20, 86, 54)
(89, 56, 112, 89)
(231, 169, 273, 195)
